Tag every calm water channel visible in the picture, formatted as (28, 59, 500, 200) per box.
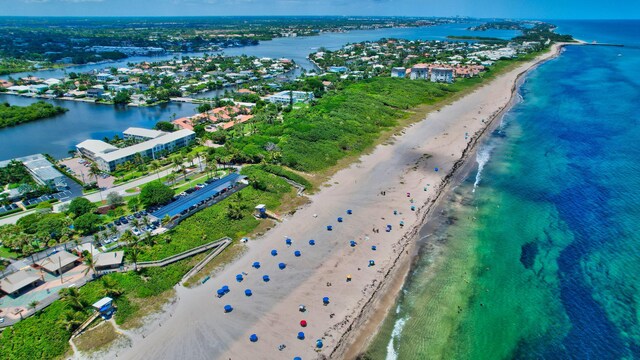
(0, 21, 518, 160)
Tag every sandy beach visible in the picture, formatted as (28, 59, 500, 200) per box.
(92, 44, 565, 360)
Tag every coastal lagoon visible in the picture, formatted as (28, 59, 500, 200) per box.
(367, 21, 640, 359)
(0, 21, 518, 161)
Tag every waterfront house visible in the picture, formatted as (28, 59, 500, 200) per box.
(410, 64, 429, 80)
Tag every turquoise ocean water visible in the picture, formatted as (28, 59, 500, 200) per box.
(366, 20, 640, 359)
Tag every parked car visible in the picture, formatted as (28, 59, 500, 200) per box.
(114, 219, 122, 226)
(132, 228, 141, 236)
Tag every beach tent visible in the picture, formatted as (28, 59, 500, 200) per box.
(297, 332, 305, 340)
(337, 217, 343, 223)
(279, 262, 287, 270)
(322, 296, 330, 305)
(309, 240, 316, 246)
(286, 238, 292, 246)
(253, 261, 261, 269)
(327, 225, 333, 231)
(263, 275, 270, 282)
(372, 246, 377, 251)
(249, 334, 258, 342)
(224, 305, 233, 313)
(294, 250, 301, 257)
(350, 240, 357, 247)
(347, 209, 353, 215)
(300, 320, 307, 327)
(316, 339, 324, 348)
(271, 249, 278, 256)
(222, 285, 230, 293)
(245, 289, 253, 297)
(236, 274, 244, 282)
(216, 289, 225, 297)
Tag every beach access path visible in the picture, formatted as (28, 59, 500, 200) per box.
(96, 45, 564, 360)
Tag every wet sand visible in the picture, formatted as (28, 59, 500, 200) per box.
(95, 44, 565, 360)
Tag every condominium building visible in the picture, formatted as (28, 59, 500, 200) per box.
(77, 128, 196, 172)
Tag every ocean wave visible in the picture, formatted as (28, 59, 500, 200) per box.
(473, 143, 495, 192)
(386, 315, 408, 360)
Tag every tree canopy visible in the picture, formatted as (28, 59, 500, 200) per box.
(139, 181, 174, 208)
(67, 197, 95, 217)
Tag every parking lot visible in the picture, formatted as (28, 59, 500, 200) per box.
(60, 157, 115, 189)
(97, 210, 161, 249)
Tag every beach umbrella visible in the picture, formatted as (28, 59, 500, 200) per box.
(249, 334, 258, 342)
(372, 246, 377, 251)
(222, 285, 230, 293)
(393, 210, 398, 215)
(216, 289, 225, 297)
(299, 304, 306, 312)
(316, 339, 324, 348)
(286, 238, 292, 245)
(294, 250, 301, 257)
(337, 217, 343, 223)
(350, 240, 357, 247)
(322, 296, 330, 305)
(236, 274, 244, 282)
(300, 320, 307, 327)
(245, 289, 253, 297)
(252, 261, 261, 269)
(309, 239, 316, 246)
(271, 249, 278, 256)
(297, 332, 305, 340)
(407, 192, 410, 197)
(369, 260, 375, 267)
(411, 205, 416, 211)
(294, 357, 302, 360)
(347, 209, 353, 215)
(434, 167, 439, 172)
(263, 275, 270, 282)
(224, 305, 233, 313)
(327, 225, 333, 231)
(279, 262, 287, 270)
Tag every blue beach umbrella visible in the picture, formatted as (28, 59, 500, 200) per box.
(222, 285, 230, 293)
(369, 260, 375, 267)
(271, 249, 278, 256)
(245, 289, 253, 296)
(286, 238, 292, 245)
(327, 225, 333, 231)
(347, 209, 352, 215)
(294, 250, 301, 257)
(309, 239, 316, 246)
(249, 334, 258, 342)
(216, 289, 225, 297)
(411, 205, 416, 211)
(279, 262, 286, 270)
(297, 331, 305, 340)
(263, 275, 270, 282)
(236, 274, 243, 282)
(372, 246, 377, 251)
(294, 357, 302, 360)
(252, 261, 261, 269)
(337, 217, 343, 223)
(434, 167, 439, 172)
(322, 296, 330, 305)
(224, 305, 233, 313)
(316, 339, 324, 348)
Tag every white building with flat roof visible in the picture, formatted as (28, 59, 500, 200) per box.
(266, 91, 314, 105)
(430, 68, 454, 83)
(77, 128, 196, 172)
(0, 154, 66, 188)
(123, 127, 165, 142)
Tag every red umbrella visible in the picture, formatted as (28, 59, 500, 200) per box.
(300, 320, 308, 327)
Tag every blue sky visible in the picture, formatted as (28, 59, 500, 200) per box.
(2, 0, 639, 18)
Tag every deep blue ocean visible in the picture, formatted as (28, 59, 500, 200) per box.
(367, 20, 640, 359)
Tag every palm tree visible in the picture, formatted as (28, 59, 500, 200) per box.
(88, 163, 104, 203)
(101, 277, 123, 298)
(60, 287, 84, 311)
(166, 173, 176, 186)
(59, 310, 85, 332)
(149, 160, 162, 180)
(82, 254, 97, 278)
(28, 300, 39, 311)
(198, 151, 206, 172)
